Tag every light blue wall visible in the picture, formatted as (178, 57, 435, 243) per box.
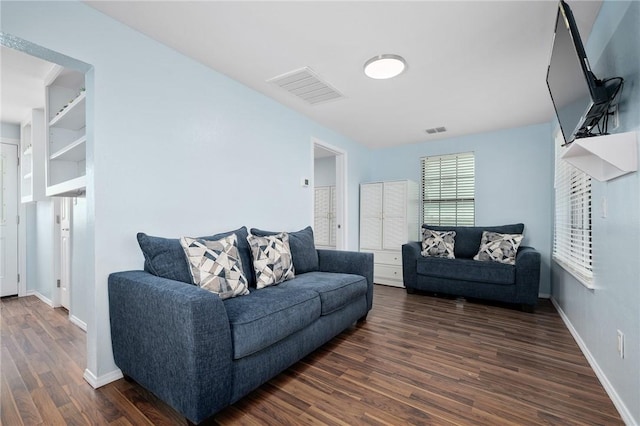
(0, 122, 20, 139)
(314, 156, 336, 187)
(33, 200, 56, 301)
(25, 203, 37, 294)
(551, 1, 639, 423)
(70, 198, 88, 326)
(371, 123, 554, 295)
(2, 1, 371, 380)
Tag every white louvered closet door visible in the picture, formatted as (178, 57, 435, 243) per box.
(382, 181, 408, 250)
(314, 186, 332, 247)
(360, 183, 383, 250)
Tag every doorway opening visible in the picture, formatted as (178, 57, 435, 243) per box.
(1, 34, 91, 333)
(312, 138, 347, 250)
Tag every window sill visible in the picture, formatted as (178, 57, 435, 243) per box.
(553, 257, 594, 290)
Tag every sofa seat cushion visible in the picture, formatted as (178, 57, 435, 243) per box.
(223, 287, 320, 359)
(416, 257, 515, 285)
(278, 272, 367, 315)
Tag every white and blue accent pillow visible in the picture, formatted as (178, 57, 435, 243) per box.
(247, 232, 295, 289)
(421, 229, 456, 259)
(473, 231, 523, 265)
(180, 234, 250, 299)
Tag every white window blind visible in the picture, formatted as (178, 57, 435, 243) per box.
(421, 152, 475, 226)
(553, 133, 593, 283)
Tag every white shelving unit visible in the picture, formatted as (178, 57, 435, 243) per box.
(561, 131, 638, 181)
(45, 65, 86, 197)
(359, 180, 419, 287)
(20, 109, 46, 203)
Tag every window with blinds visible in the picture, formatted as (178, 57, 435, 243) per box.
(421, 152, 475, 226)
(553, 134, 593, 284)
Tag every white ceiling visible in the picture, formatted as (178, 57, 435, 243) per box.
(0, 46, 55, 125)
(3, 1, 603, 149)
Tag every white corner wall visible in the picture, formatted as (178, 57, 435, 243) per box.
(1, 122, 20, 139)
(314, 156, 337, 187)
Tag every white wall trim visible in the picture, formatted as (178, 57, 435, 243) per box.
(27, 290, 54, 307)
(551, 297, 635, 425)
(83, 368, 123, 389)
(538, 293, 551, 299)
(2, 138, 25, 298)
(69, 315, 87, 332)
(18, 202, 27, 297)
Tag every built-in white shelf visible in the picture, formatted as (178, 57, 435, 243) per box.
(45, 175, 86, 198)
(50, 136, 86, 162)
(49, 92, 86, 130)
(562, 131, 638, 182)
(45, 65, 87, 196)
(20, 109, 46, 203)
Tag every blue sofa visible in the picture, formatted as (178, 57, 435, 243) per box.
(402, 223, 540, 311)
(108, 226, 373, 424)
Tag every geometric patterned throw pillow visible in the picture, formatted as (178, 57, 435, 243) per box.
(180, 234, 250, 299)
(473, 231, 524, 265)
(421, 229, 456, 258)
(247, 232, 295, 289)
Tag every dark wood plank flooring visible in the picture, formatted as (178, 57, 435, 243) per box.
(1, 285, 623, 425)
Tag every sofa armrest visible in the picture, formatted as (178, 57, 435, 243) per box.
(317, 249, 374, 311)
(402, 242, 422, 289)
(108, 271, 233, 423)
(515, 246, 541, 305)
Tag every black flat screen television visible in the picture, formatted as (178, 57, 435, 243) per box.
(546, 0, 613, 144)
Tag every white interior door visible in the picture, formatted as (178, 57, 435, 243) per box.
(59, 197, 71, 309)
(314, 186, 331, 247)
(313, 186, 337, 249)
(1, 143, 19, 297)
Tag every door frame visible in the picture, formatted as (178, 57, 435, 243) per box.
(1, 137, 25, 297)
(57, 197, 72, 310)
(312, 138, 347, 250)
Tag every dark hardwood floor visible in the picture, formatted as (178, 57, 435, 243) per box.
(1, 285, 623, 425)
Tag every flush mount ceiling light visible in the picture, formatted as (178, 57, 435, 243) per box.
(364, 54, 407, 79)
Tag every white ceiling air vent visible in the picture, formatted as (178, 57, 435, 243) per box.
(425, 126, 447, 134)
(267, 67, 344, 106)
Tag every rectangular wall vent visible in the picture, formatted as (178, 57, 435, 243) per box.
(267, 67, 344, 105)
(425, 126, 447, 134)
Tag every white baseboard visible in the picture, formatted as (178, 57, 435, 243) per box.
(28, 290, 54, 307)
(28, 292, 86, 333)
(538, 293, 551, 299)
(551, 297, 635, 425)
(69, 315, 87, 332)
(83, 368, 123, 389)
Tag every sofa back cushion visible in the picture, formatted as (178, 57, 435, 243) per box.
(422, 223, 524, 259)
(137, 226, 255, 286)
(250, 226, 319, 274)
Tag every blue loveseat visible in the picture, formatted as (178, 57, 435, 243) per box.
(402, 223, 540, 311)
(108, 226, 373, 424)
